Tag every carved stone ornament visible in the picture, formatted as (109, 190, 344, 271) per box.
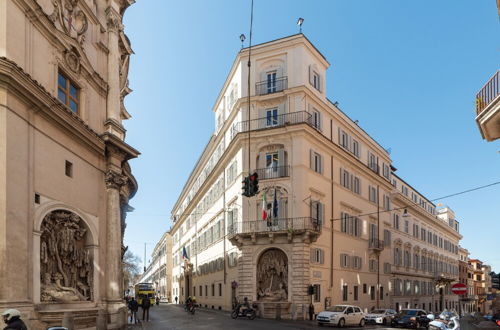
(50, 0, 89, 44)
(256, 248, 288, 302)
(106, 8, 123, 33)
(40, 210, 93, 302)
(64, 49, 80, 73)
(105, 170, 128, 190)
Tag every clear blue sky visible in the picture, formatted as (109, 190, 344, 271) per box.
(122, 1, 500, 271)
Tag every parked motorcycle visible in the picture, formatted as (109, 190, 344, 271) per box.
(231, 305, 256, 320)
(427, 314, 460, 330)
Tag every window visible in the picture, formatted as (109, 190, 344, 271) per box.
(352, 256, 362, 269)
(312, 109, 321, 130)
(421, 228, 426, 241)
(404, 250, 411, 268)
(226, 161, 238, 186)
(340, 212, 361, 237)
(352, 140, 360, 157)
(340, 130, 349, 149)
(383, 194, 391, 211)
(404, 220, 409, 234)
(193, 286, 196, 296)
(267, 71, 277, 93)
(363, 283, 367, 294)
(313, 284, 321, 302)
(353, 176, 361, 194)
(380, 286, 384, 300)
(311, 201, 324, 228)
(402, 185, 409, 197)
(266, 108, 278, 127)
(370, 286, 375, 300)
(340, 169, 361, 195)
(394, 247, 401, 266)
(65, 160, 73, 177)
(340, 254, 350, 268)
(205, 285, 208, 296)
(369, 259, 377, 272)
(384, 229, 391, 247)
(311, 150, 323, 174)
(212, 284, 215, 296)
(382, 163, 391, 180)
(354, 286, 359, 301)
(58, 71, 79, 113)
(342, 284, 348, 301)
(368, 152, 378, 172)
(266, 152, 279, 170)
(312, 71, 320, 91)
(393, 213, 400, 230)
(384, 262, 391, 274)
(368, 185, 378, 203)
(311, 248, 325, 264)
(369, 223, 378, 242)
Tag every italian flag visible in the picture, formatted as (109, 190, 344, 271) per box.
(262, 191, 268, 220)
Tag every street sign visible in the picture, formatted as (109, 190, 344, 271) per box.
(451, 283, 467, 295)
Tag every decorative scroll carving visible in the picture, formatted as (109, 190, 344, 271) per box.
(50, 0, 88, 44)
(105, 170, 128, 190)
(106, 8, 123, 33)
(256, 248, 288, 301)
(40, 210, 93, 302)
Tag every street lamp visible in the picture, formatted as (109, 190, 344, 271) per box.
(239, 34, 246, 48)
(297, 17, 304, 33)
(402, 209, 410, 218)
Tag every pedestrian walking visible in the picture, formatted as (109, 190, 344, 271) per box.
(2, 309, 27, 330)
(175, 296, 178, 304)
(128, 297, 139, 324)
(141, 296, 151, 322)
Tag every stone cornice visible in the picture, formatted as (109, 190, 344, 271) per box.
(101, 132, 140, 161)
(0, 57, 105, 155)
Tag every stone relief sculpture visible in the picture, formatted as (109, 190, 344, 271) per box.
(256, 248, 288, 301)
(50, 0, 89, 45)
(40, 210, 93, 302)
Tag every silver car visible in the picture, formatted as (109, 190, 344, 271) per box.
(364, 309, 397, 325)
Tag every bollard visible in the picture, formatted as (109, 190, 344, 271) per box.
(61, 312, 74, 330)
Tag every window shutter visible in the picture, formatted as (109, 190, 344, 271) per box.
(320, 249, 324, 264)
(310, 249, 315, 263)
(308, 65, 313, 85)
(319, 154, 323, 174)
(319, 202, 324, 226)
(278, 103, 285, 125)
(310, 149, 314, 170)
(258, 152, 265, 169)
(278, 199, 285, 218)
(278, 149, 285, 169)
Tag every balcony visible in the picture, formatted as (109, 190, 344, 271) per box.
(255, 76, 288, 96)
(368, 239, 384, 252)
(231, 111, 312, 135)
(475, 70, 500, 141)
(254, 165, 290, 180)
(228, 217, 321, 244)
(368, 163, 379, 175)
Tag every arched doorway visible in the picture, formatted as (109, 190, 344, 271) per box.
(256, 248, 288, 301)
(39, 210, 94, 302)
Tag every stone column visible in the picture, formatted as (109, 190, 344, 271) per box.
(104, 170, 127, 305)
(105, 7, 125, 139)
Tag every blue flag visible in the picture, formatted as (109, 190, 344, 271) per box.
(182, 246, 189, 260)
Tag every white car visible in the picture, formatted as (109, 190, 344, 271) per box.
(317, 305, 365, 327)
(364, 309, 397, 325)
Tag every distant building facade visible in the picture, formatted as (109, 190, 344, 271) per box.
(138, 232, 173, 301)
(169, 34, 461, 319)
(0, 0, 138, 328)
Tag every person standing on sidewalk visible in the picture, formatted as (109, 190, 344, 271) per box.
(141, 296, 151, 322)
(128, 297, 139, 324)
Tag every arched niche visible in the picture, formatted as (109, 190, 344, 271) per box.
(39, 210, 94, 303)
(33, 204, 99, 305)
(256, 248, 288, 302)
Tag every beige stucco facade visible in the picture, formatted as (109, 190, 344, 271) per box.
(138, 231, 173, 302)
(0, 0, 138, 328)
(169, 34, 462, 319)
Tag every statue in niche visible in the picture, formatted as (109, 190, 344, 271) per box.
(256, 248, 288, 301)
(40, 210, 93, 302)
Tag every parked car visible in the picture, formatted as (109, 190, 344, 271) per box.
(317, 305, 366, 327)
(391, 309, 431, 328)
(365, 309, 397, 325)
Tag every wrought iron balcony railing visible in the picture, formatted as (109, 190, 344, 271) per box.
(254, 165, 290, 180)
(255, 76, 288, 96)
(476, 70, 500, 115)
(368, 239, 384, 251)
(231, 111, 312, 136)
(228, 217, 320, 236)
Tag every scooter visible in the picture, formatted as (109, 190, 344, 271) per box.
(231, 305, 256, 320)
(427, 314, 460, 330)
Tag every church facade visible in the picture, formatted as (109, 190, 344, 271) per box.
(0, 0, 138, 328)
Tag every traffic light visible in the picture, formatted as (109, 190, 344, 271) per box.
(249, 172, 259, 196)
(307, 285, 314, 295)
(242, 176, 250, 197)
